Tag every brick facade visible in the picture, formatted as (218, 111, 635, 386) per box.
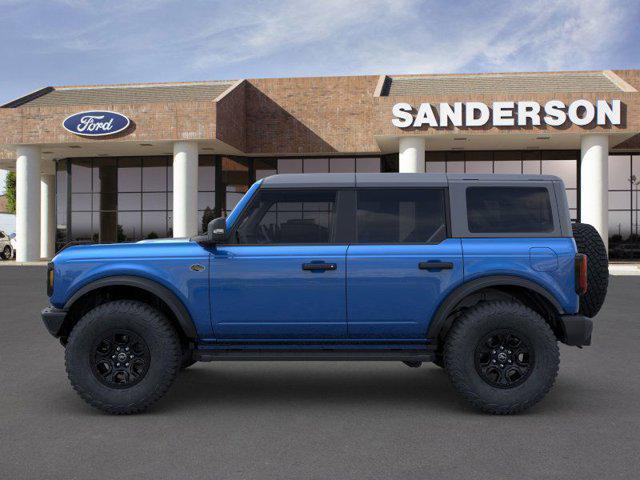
(0, 70, 638, 157)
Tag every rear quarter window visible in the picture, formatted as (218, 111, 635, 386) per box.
(466, 186, 554, 233)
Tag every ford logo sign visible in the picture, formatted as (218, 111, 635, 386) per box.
(62, 110, 130, 137)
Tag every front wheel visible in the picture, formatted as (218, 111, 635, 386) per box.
(1, 245, 11, 260)
(65, 300, 181, 414)
(444, 301, 559, 414)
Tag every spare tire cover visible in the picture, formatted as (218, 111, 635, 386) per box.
(572, 222, 609, 318)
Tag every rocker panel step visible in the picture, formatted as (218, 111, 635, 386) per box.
(194, 349, 434, 362)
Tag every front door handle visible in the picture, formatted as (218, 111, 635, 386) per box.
(302, 263, 337, 271)
(419, 261, 453, 270)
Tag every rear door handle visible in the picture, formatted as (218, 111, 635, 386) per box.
(302, 263, 337, 271)
(419, 261, 453, 270)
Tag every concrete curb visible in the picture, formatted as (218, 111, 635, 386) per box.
(609, 264, 640, 276)
(0, 261, 49, 266)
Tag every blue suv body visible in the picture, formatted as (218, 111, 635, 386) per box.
(42, 173, 607, 414)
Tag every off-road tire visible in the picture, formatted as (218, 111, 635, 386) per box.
(444, 301, 559, 414)
(1, 245, 11, 260)
(65, 300, 181, 414)
(572, 222, 608, 318)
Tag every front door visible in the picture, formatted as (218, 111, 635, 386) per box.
(346, 188, 464, 339)
(210, 187, 349, 340)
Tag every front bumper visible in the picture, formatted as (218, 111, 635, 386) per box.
(559, 314, 593, 346)
(41, 306, 67, 338)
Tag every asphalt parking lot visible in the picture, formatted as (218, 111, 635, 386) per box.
(1, 267, 639, 480)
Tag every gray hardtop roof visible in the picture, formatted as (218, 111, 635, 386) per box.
(260, 172, 562, 188)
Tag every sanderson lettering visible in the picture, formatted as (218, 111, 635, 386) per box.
(391, 100, 622, 128)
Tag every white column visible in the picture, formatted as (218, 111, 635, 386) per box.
(40, 171, 56, 259)
(580, 134, 609, 252)
(16, 146, 41, 262)
(399, 137, 425, 173)
(172, 141, 199, 238)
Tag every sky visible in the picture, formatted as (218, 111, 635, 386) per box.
(1, 0, 639, 192)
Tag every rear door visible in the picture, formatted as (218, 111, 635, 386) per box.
(346, 187, 463, 339)
(210, 188, 350, 339)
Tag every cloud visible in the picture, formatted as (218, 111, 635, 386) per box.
(351, 0, 631, 74)
(0, 0, 637, 106)
(188, 0, 416, 71)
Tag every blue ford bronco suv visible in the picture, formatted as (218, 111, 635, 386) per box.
(42, 173, 608, 415)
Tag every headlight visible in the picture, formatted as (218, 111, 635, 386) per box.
(47, 262, 54, 296)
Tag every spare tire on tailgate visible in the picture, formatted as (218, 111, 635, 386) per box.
(572, 222, 608, 317)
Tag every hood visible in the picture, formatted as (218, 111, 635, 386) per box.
(52, 237, 200, 263)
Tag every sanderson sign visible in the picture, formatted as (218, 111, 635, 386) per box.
(391, 99, 622, 128)
(63, 110, 131, 137)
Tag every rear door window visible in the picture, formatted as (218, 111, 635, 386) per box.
(466, 186, 554, 233)
(356, 189, 447, 243)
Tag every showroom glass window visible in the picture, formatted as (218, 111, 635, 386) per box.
(608, 154, 640, 260)
(254, 157, 381, 179)
(62, 156, 219, 244)
(234, 189, 338, 244)
(356, 189, 447, 243)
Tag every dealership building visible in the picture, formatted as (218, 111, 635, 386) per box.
(1, 69, 639, 261)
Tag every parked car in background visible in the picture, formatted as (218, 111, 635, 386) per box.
(0, 230, 14, 260)
(9, 232, 16, 259)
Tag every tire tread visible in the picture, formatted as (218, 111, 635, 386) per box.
(572, 222, 608, 318)
(65, 300, 181, 415)
(444, 300, 559, 414)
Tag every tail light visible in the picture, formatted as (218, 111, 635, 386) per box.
(575, 254, 588, 295)
(47, 262, 54, 297)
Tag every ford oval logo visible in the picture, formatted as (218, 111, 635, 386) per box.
(62, 110, 130, 137)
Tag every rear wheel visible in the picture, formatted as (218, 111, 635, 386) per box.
(444, 301, 559, 414)
(65, 300, 181, 414)
(1, 245, 11, 260)
(572, 222, 608, 317)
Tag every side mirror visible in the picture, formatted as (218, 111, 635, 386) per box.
(207, 217, 227, 244)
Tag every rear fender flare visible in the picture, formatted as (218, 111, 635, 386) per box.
(427, 275, 564, 342)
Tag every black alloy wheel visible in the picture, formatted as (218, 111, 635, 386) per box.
(474, 329, 533, 388)
(2, 246, 11, 260)
(91, 330, 151, 388)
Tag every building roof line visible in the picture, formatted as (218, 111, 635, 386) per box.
(54, 80, 236, 91)
(213, 79, 246, 102)
(1, 86, 54, 108)
(373, 75, 388, 97)
(603, 70, 638, 92)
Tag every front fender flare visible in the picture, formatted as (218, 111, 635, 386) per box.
(426, 275, 564, 342)
(64, 275, 197, 339)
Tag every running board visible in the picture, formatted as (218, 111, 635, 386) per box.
(194, 349, 434, 362)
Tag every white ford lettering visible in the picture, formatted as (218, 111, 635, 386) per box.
(392, 99, 622, 128)
(77, 115, 114, 133)
(62, 110, 130, 137)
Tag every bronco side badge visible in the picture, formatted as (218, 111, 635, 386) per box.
(190, 264, 206, 272)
